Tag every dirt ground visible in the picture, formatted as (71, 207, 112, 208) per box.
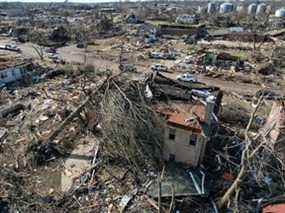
(0, 40, 267, 96)
(0, 34, 283, 99)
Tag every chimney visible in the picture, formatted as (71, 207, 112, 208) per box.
(204, 95, 217, 138)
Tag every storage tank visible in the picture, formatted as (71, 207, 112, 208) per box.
(207, 2, 216, 14)
(247, 3, 257, 15)
(236, 5, 245, 13)
(266, 5, 272, 14)
(198, 6, 207, 14)
(219, 3, 234, 14)
(275, 8, 285, 18)
(256, 3, 267, 15)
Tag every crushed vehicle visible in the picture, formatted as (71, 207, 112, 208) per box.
(176, 73, 198, 82)
(0, 44, 21, 52)
(149, 51, 176, 60)
(150, 63, 169, 72)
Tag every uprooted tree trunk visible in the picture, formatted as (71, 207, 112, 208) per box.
(217, 97, 262, 208)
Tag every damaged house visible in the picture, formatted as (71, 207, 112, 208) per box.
(156, 22, 206, 37)
(208, 30, 274, 43)
(147, 72, 223, 166)
(200, 51, 245, 70)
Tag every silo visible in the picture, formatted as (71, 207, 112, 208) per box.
(275, 8, 285, 18)
(219, 3, 234, 14)
(247, 3, 257, 15)
(207, 2, 216, 14)
(236, 5, 245, 13)
(266, 5, 272, 14)
(198, 6, 207, 14)
(256, 3, 267, 15)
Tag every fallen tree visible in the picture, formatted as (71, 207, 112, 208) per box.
(26, 72, 164, 173)
(217, 97, 285, 211)
(99, 78, 163, 174)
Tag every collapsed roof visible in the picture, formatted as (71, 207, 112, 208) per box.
(144, 72, 223, 135)
(145, 72, 222, 112)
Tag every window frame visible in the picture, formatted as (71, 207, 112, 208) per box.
(189, 133, 197, 146)
(0, 72, 7, 79)
(168, 127, 176, 140)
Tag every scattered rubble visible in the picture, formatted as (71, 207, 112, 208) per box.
(0, 1, 284, 212)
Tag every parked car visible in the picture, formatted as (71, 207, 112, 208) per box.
(151, 64, 168, 72)
(176, 73, 197, 82)
(5, 44, 21, 52)
(149, 51, 176, 60)
(47, 53, 59, 59)
(192, 89, 211, 98)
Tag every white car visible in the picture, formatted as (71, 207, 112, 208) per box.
(192, 89, 211, 98)
(176, 73, 197, 82)
(47, 53, 59, 59)
(151, 64, 168, 72)
(5, 44, 21, 52)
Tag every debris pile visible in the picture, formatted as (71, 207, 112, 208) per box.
(0, 1, 284, 212)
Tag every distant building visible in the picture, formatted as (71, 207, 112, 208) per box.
(99, 7, 118, 14)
